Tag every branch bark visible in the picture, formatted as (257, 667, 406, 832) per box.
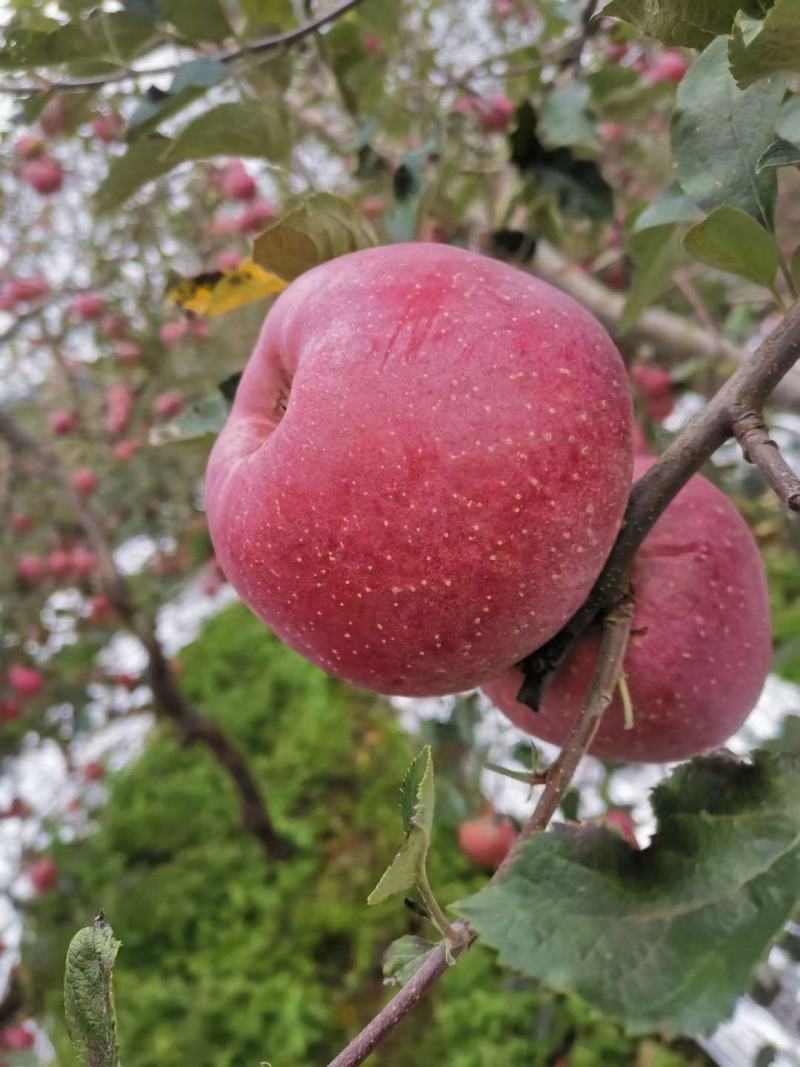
(0, 0, 364, 95)
(731, 405, 800, 512)
(0, 408, 292, 864)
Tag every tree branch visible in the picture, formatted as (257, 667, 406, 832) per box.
(326, 592, 636, 1067)
(0, 407, 293, 864)
(517, 300, 800, 706)
(731, 405, 800, 512)
(0, 0, 364, 95)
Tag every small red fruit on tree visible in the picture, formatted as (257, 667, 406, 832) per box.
(100, 313, 128, 340)
(8, 276, 48, 303)
(0, 700, 21, 722)
(11, 514, 33, 534)
(104, 383, 135, 435)
(458, 814, 517, 870)
(17, 554, 46, 583)
(482, 457, 772, 762)
(14, 134, 43, 160)
(0, 1026, 35, 1051)
(73, 292, 105, 321)
(115, 340, 142, 365)
(205, 243, 632, 695)
(8, 665, 44, 698)
(90, 112, 123, 143)
(48, 549, 73, 580)
(215, 248, 241, 272)
(82, 760, 106, 782)
(646, 51, 688, 85)
(86, 594, 112, 622)
(71, 468, 99, 496)
(50, 409, 77, 435)
(112, 438, 139, 461)
(153, 391, 185, 419)
(236, 199, 277, 233)
(21, 156, 64, 194)
(219, 160, 256, 201)
(39, 95, 69, 135)
(70, 546, 95, 578)
(630, 363, 674, 421)
(159, 320, 187, 348)
(28, 857, 58, 894)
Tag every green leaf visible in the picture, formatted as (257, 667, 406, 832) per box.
(600, 0, 742, 48)
(149, 394, 230, 446)
(621, 224, 686, 330)
(158, 0, 232, 42)
(382, 935, 439, 988)
(755, 138, 800, 171)
(253, 193, 377, 281)
(162, 102, 290, 166)
(539, 83, 597, 149)
(128, 57, 227, 139)
(456, 751, 800, 1037)
(683, 206, 779, 288)
(368, 746, 435, 905)
(729, 1, 800, 89)
(632, 183, 702, 232)
(94, 135, 174, 212)
(64, 914, 121, 1067)
(0, 11, 157, 70)
(671, 36, 785, 226)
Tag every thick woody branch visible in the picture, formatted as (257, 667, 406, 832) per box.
(0, 0, 363, 95)
(731, 405, 800, 512)
(327, 593, 636, 1067)
(0, 407, 292, 863)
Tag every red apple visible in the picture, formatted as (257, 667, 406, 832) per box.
(188, 317, 209, 342)
(205, 243, 632, 695)
(21, 156, 63, 194)
(8, 276, 48, 303)
(0, 700, 21, 722)
(50, 409, 77, 435)
(159, 320, 187, 347)
(112, 438, 139, 461)
(81, 760, 106, 782)
(104, 383, 135, 435)
(40, 94, 68, 135)
(8, 665, 44, 698)
(73, 292, 105, 321)
(115, 340, 142, 365)
(100, 313, 128, 339)
(630, 363, 674, 421)
(153, 391, 184, 419)
(48, 548, 73, 580)
(458, 813, 517, 870)
(17, 554, 45, 583)
(219, 160, 256, 201)
(215, 248, 241, 272)
(0, 1026, 35, 1051)
(482, 457, 772, 762)
(14, 134, 43, 160)
(86, 594, 112, 622)
(236, 199, 277, 233)
(27, 857, 58, 894)
(11, 514, 33, 534)
(479, 93, 515, 134)
(71, 546, 95, 578)
(646, 51, 688, 85)
(595, 809, 638, 847)
(90, 112, 123, 143)
(71, 468, 98, 495)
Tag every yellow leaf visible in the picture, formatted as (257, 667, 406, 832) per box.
(166, 260, 288, 318)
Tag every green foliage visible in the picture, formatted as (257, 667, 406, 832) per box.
(64, 916, 121, 1067)
(457, 751, 800, 1036)
(729, 1, 800, 89)
(601, 0, 743, 48)
(252, 194, 378, 281)
(27, 605, 697, 1067)
(621, 223, 686, 329)
(683, 206, 779, 289)
(671, 37, 785, 226)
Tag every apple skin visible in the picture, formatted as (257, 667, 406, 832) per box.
(482, 457, 772, 762)
(458, 814, 517, 870)
(206, 243, 633, 696)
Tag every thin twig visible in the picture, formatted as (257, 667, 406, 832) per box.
(0, 0, 364, 94)
(731, 405, 800, 512)
(0, 407, 293, 863)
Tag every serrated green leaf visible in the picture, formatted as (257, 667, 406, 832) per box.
(368, 746, 434, 906)
(159, 0, 231, 42)
(457, 751, 800, 1037)
(632, 183, 701, 232)
(382, 935, 438, 987)
(729, 1, 800, 89)
(683, 205, 779, 288)
(621, 224, 686, 330)
(162, 102, 290, 166)
(149, 394, 229, 446)
(671, 36, 784, 226)
(539, 83, 597, 149)
(253, 193, 377, 281)
(64, 914, 121, 1067)
(600, 0, 742, 48)
(755, 138, 800, 171)
(94, 135, 174, 212)
(128, 57, 227, 140)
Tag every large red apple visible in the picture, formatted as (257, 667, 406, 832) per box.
(206, 243, 632, 695)
(482, 457, 772, 762)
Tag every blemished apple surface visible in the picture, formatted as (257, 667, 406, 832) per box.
(205, 243, 633, 696)
(483, 457, 773, 761)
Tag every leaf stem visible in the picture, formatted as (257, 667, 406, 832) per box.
(416, 865, 456, 941)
